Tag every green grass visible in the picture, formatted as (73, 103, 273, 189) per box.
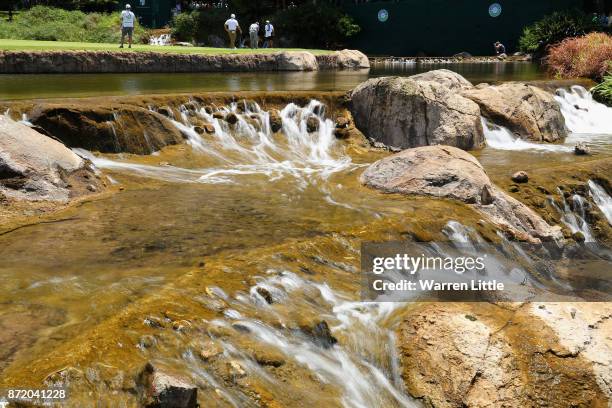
(0, 38, 332, 55)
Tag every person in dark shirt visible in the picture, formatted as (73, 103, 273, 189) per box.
(494, 41, 506, 56)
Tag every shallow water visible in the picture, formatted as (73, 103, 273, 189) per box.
(0, 62, 548, 100)
(0, 79, 611, 406)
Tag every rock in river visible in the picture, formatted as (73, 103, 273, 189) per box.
(138, 362, 197, 408)
(0, 115, 101, 201)
(462, 83, 567, 143)
(360, 145, 562, 243)
(396, 302, 611, 408)
(29, 103, 185, 154)
(349, 71, 485, 150)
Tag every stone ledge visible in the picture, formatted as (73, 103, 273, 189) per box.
(0, 49, 369, 74)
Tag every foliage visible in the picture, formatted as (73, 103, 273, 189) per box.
(170, 2, 360, 48)
(272, 3, 360, 49)
(0, 5, 149, 43)
(170, 11, 197, 42)
(518, 10, 599, 55)
(546, 32, 612, 80)
(591, 74, 612, 106)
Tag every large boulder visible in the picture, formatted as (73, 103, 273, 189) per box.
(277, 51, 318, 71)
(360, 145, 562, 243)
(462, 83, 567, 142)
(333, 49, 370, 69)
(0, 115, 100, 201)
(409, 68, 473, 91)
(349, 74, 484, 150)
(29, 104, 185, 154)
(397, 303, 610, 408)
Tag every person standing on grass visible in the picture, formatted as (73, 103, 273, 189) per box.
(119, 4, 136, 49)
(224, 14, 242, 49)
(263, 20, 274, 48)
(249, 21, 260, 49)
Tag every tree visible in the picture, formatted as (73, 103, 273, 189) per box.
(0, 0, 19, 20)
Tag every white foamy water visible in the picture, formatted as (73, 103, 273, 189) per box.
(588, 180, 612, 225)
(195, 270, 416, 408)
(483, 86, 612, 152)
(554, 86, 612, 134)
(481, 117, 572, 152)
(550, 189, 595, 242)
(149, 33, 171, 46)
(76, 100, 355, 188)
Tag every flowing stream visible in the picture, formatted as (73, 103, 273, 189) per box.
(1, 84, 611, 406)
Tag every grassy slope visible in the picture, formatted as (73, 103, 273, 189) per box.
(0, 38, 332, 55)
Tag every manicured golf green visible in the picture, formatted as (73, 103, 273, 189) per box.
(0, 38, 332, 55)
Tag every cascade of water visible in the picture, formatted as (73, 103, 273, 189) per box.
(480, 117, 571, 152)
(149, 33, 172, 46)
(554, 86, 612, 134)
(588, 180, 612, 225)
(87, 100, 354, 188)
(192, 269, 417, 408)
(550, 189, 595, 242)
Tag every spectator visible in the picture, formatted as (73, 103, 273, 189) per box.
(249, 21, 260, 49)
(119, 4, 136, 49)
(263, 20, 274, 48)
(494, 41, 507, 57)
(224, 14, 242, 49)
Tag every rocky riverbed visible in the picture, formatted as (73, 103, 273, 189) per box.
(0, 70, 611, 407)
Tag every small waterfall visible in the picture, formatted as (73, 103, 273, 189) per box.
(588, 180, 612, 225)
(149, 33, 172, 46)
(550, 189, 594, 242)
(480, 117, 570, 152)
(554, 86, 612, 134)
(192, 270, 417, 408)
(90, 100, 353, 187)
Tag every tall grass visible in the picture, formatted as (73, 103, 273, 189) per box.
(0, 6, 149, 44)
(546, 32, 612, 81)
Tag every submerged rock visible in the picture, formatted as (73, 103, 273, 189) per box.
(29, 103, 184, 154)
(574, 142, 591, 155)
(462, 83, 567, 143)
(0, 116, 101, 201)
(511, 171, 529, 183)
(137, 363, 197, 408)
(306, 116, 319, 133)
(268, 109, 283, 133)
(349, 72, 484, 150)
(360, 145, 562, 243)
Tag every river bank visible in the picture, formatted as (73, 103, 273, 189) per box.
(0, 49, 369, 74)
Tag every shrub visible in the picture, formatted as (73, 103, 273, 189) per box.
(592, 74, 612, 106)
(546, 32, 612, 80)
(0, 5, 149, 43)
(518, 10, 598, 56)
(272, 3, 360, 49)
(170, 11, 197, 42)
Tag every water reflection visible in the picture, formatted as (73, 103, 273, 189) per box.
(0, 62, 548, 100)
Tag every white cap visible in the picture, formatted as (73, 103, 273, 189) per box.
(231, 14, 235, 18)
(126, 3, 131, 8)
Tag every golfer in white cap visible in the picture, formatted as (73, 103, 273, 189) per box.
(224, 13, 241, 49)
(120, 4, 136, 48)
